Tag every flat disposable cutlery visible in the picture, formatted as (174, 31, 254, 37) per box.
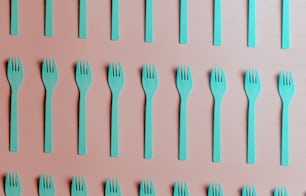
(111, 0, 120, 40)
(242, 184, 257, 196)
(10, 0, 19, 35)
(5, 172, 21, 196)
(108, 62, 125, 157)
(39, 174, 55, 196)
(213, 0, 222, 45)
(42, 58, 58, 153)
(208, 183, 223, 196)
(176, 65, 193, 160)
(71, 176, 88, 196)
(179, 0, 188, 43)
(142, 64, 158, 159)
(210, 67, 227, 162)
(274, 187, 289, 196)
(7, 57, 24, 152)
(140, 179, 156, 196)
(145, 0, 154, 42)
(79, 0, 88, 38)
(173, 181, 189, 196)
(75, 60, 92, 155)
(281, 0, 290, 49)
(105, 178, 122, 196)
(278, 71, 295, 166)
(248, 0, 256, 47)
(244, 69, 261, 163)
(45, 0, 54, 36)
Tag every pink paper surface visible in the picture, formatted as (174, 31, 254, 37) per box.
(1, 0, 306, 195)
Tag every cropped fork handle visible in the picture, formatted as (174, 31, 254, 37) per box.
(281, 103, 290, 165)
(78, 92, 87, 154)
(247, 100, 256, 163)
(111, 95, 119, 157)
(282, 0, 290, 49)
(145, 96, 153, 159)
(213, 98, 222, 162)
(10, 0, 19, 35)
(179, 97, 188, 160)
(45, 0, 54, 36)
(10, 90, 19, 152)
(111, 0, 120, 40)
(79, 0, 88, 38)
(179, 0, 188, 43)
(213, 0, 222, 45)
(248, 0, 256, 47)
(145, 0, 154, 42)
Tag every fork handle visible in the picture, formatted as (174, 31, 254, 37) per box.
(10, 0, 19, 35)
(10, 90, 19, 152)
(44, 90, 54, 153)
(111, 95, 120, 157)
(282, 0, 290, 49)
(179, 97, 188, 160)
(45, 0, 54, 36)
(145, 0, 154, 42)
(248, 0, 256, 47)
(281, 103, 290, 166)
(78, 93, 87, 155)
(247, 101, 256, 163)
(79, 0, 88, 38)
(111, 0, 120, 40)
(145, 96, 153, 159)
(179, 0, 188, 44)
(213, 99, 222, 162)
(213, 0, 222, 45)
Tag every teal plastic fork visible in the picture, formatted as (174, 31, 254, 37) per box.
(5, 172, 21, 196)
(79, 0, 88, 38)
(105, 178, 122, 196)
(45, 0, 54, 36)
(39, 174, 55, 196)
(10, 0, 19, 35)
(278, 71, 295, 166)
(242, 184, 257, 196)
(7, 57, 24, 152)
(108, 62, 125, 157)
(42, 58, 58, 153)
(244, 69, 261, 164)
(142, 64, 158, 159)
(71, 176, 88, 196)
(76, 60, 92, 155)
(145, 0, 154, 42)
(213, 0, 222, 45)
(281, 0, 290, 49)
(176, 65, 193, 160)
(248, 0, 256, 47)
(179, 0, 188, 43)
(111, 0, 120, 40)
(210, 67, 227, 162)
(274, 187, 289, 196)
(208, 183, 223, 196)
(140, 179, 155, 196)
(173, 181, 189, 196)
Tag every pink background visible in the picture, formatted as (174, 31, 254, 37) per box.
(1, 0, 306, 195)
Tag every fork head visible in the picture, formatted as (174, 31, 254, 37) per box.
(39, 174, 55, 195)
(76, 60, 92, 93)
(7, 56, 24, 90)
(210, 67, 227, 99)
(42, 58, 58, 91)
(278, 71, 295, 103)
(274, 186, 289, 196)
(140, 179, 156, 196)
(105, 178, 122, 196)
(176, 65, 193, 97)
(173, 181, 189, 196)
(108, 62, 125, 94)
(142, 64, 159, 97)
(244, 69, 261, 102)
(242, 184, 257, 196)
(5, 172, 21, 195)
(208, 183, 223, 196)
(71, 176, 88, 196)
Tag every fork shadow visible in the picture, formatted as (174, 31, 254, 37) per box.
(36, 176, 40, 195)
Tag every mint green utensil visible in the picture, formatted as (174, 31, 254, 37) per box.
(244, 69, 261, 164)
(176, 65, 193, 160)
(111, 0, 120, 40)
(173, 181, 189, 196)
(45, 0, 54, 36)
(282, 0, 290, 49)
(71, 176, 88, 196)
(145, 0, 154, 42)
(42, 58, 58, 153)
(108, 62, 124, 157)
(213, 0, 222, 45)
(208, 183, 223, 196)
(39, 174, 55, 196)
(274, 187, 289, 196)
(242, 185, 257, 196)
(7, 57, 24, 152)
(76, 60, 92, 155)
(140, 180, 155, 196)
(142, 64, 158, 159)
(210, 67, 227, 162)
(10, 0, 19, 35)
(5, 172, 21, 196)
(79, 0, 88, 38)
(278, 71, 295, 166)
(248, 0, 256, 47)
(179, 0, 188, 44)
(105, 178, 122, 196)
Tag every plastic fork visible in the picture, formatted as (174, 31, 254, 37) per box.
(75, 60, 92, 155)
(208, 183, 224, 196)
(145, 0, 154, 42)
(173, 181, 189, 196)
(242, 184, 257, 196)
(108, 62, 125, 157)
(213, 0, 222, 45)
(39, 174, 55, 196)
(5, 172, 21, 196)
(111, 0, 120, 40)
(274, 187, 289, 196)
(79, 0, 88, 38)
(244, 69, 261, 163)
(7, 56, 24, 152)
(142, 64, 158, 159)
(105, 178, 122, 196)
(71, 176, 88, 196)
(176, 65, 193, 160)
(179, 0, 188, 43)
(247, 0, 256, 47)
(281, 0, 290, 49)
(10, 0, 19, 35)
(210, 67, 227, 162)
(45, 0, 54, 36)
(140, 179, 156, 196)
(42, 58, 58, 153)
(278, 71, 295, 166)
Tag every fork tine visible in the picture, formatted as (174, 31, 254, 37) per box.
(119, 62, 123, 77)
(187, 66, 191, 81)
(179, 65, 183, 80)
(184, 65, 188, 80)
(150, 64, 153, 79)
